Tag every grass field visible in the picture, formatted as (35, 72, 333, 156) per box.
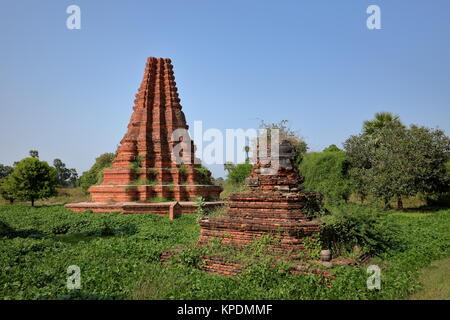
(0, 202, 449, 300)
(409, 257, 450, 300)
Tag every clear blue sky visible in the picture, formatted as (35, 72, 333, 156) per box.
(1, 0, 449, 178)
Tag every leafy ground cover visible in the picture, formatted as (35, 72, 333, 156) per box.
(0, 204, 448, 300)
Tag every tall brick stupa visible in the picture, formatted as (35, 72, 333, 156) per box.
(66, 57, 222, 214)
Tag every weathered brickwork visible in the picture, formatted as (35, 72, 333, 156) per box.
(66, 201, 222, 214)
(66, 57, 222, 214)
(88, 57, 221, 202)
(197, 140, 323, 275)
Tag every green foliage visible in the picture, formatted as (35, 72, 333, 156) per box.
(129, 178, 154, 186)
(300, 150, 352, 204)
(220, 180, 249, 199)
(0, 204, 449, 300)
(129, 155, 144, 170)
(147, 197, 173, 203)
(0, 177, 17, 203)
(320, 205, 403, 256)
(345, 122, 450, 208)
(323, 144, 341, 152)
(179, 164, 188, 183)
(5, 158, 58, 206)
(0, 164, 13, 179)
(194, 197, 206, 215)
(225, 163, 252, 185)
(194, 166, 213, 185)
(79, 153, 114, 194)
(0, 205, 199, 299)
(363, 112, 404, 136)
(300, 192, 328, 219)
(29, 150, 39, 159)
(0, 220, 16, 238)
(53, 159, 78, 187)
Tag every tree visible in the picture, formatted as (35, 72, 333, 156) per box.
(79, 153, 115, 194)
(68, 168, 78, 187)
(345, 122, 450, 209)
(53, 159, 78, 187)
(0, 164, 13, 179)
(0, 177, 16, 204)
(243, 145, 250, 163)
(300, 149, 352, 204)
(29, 150, 39, 158)
(363, 112, 404, 136)
(404, 125, 450, 196)
(7, 157, 58, 206)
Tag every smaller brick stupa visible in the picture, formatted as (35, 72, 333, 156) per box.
(198, 140, 322, 252)
(66, 57, 222, 215)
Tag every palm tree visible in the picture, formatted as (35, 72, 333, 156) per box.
(243, 145, 250, 163)
(363, 112, 403, 135)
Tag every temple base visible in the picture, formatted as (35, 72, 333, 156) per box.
(65, 201, 224, 215)
(88, 184, 222, 202)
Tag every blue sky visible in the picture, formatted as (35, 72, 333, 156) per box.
(1, 0, 449, 178)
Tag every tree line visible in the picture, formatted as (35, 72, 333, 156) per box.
(0, 151, 78, 206)
(2, 112, 449, 209)
(226, 113, 450, 209)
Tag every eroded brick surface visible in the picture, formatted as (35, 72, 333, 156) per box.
(197, 140, 323, 275)
(67, 57, 221, 212)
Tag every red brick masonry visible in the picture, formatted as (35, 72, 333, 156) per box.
(66, 57, 222, 214)
(196, 140, 323, 275)
(65, 201, 223, 215)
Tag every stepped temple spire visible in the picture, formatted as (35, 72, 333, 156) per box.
(67, 57, 222, 213)
(112, 57, 193, 170)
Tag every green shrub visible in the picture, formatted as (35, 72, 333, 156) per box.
(300, 149, 352, 204)
(226, 163, 252, 185)
(300, 192, 328, 219)
(129, 155, 144, 170)
(320, 206, 403, 256)
(195, 166, 213, 185)
(79, 153, 114, 194)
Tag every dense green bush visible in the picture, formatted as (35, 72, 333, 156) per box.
(319, 206, 403, 256)
(226, 163, 252, 185)
(79, 153, 114, 194)
(299, 148, 352, 204)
